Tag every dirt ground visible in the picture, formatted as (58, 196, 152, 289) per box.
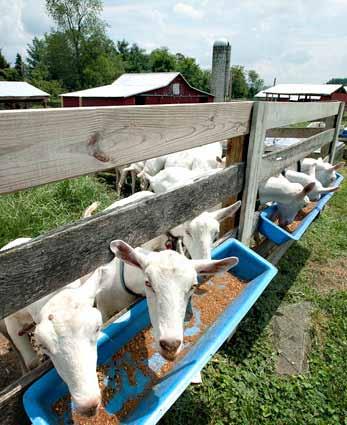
(0, 333, 22, 390)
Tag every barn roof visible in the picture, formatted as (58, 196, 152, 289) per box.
(61, 72, 211, 98)
(255, 84, 345, 98)
(0, 81, 49, 98)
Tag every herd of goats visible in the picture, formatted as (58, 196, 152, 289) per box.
(0, 139, 343, 418)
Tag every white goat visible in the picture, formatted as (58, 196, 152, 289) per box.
(138, 155, 167, 190)
(285, 168, 339, 201)
(99, 240, 239, 361)
(259, 174, 315, 226)
(116, 161, 145, 195)
(301, 158, 344, 187)
(141, 167, 197, 193)
(164, 142, 223, 170)
(104, 191, 154, 211)
(1, 238, 103, 416)
(136, 144, 223, 191)
(170, 201, 241, 260)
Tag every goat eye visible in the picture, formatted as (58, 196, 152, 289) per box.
(145, 280, 155, 292)
(95, 326, 101, 333)
(39, 344, 49, 354)
(186, 230, 192, 237)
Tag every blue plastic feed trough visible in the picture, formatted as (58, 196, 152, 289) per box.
(259, 204, 320, 245)
(339, 127, 347, 139)
(24, 238, 277, 425)
(259, 172, 344, 244)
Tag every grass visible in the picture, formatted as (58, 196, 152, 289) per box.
(0, 175, 118, 247)
(160, 169, 347, 425)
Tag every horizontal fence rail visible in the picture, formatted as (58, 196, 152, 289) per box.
(264, 101, 340, 129)
(0, 102, 252, 194)
(266, 127, 323, 139)
(0, 163, 244, 319)
(260, 128, 335, 180)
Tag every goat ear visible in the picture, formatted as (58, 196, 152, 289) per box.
(82, 201, 100, 218)
(297, 182, 315, 198)
(319, 186, 339, 194)
(110, 240, 144, 270)
(210, 200, 241, 221)
(330, 162, 344, 171)
(192, 256, 239, 276)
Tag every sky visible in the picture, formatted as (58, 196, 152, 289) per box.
(1, 0, 347, 85)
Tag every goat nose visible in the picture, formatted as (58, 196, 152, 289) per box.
(76, 398, 100, 417)
(160, 338, 181, 353)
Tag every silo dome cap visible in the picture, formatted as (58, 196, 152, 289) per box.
(213, 38, 230, 46)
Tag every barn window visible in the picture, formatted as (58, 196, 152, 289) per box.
(173, 83, 180, 95)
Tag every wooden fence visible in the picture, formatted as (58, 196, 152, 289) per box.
(0, 100, 344, 424)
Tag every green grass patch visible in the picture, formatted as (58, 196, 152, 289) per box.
(0, 176, 118, 247)
(161, 169, 347, 425)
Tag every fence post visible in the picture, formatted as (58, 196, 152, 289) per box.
(239, 101, 267, 246)
(220, 135, 248, 235)
(329, 102, 344, 164)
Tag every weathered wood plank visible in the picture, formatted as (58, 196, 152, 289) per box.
(239, 102, 267, 246)
(264, 102, 340, 129)
(0, 163, 244, 319)
(329, 102, 345, 163)
(260, 128, 335, 180)
(220, 135, 248, 235)
(267, 240, 295, 265)
(0, 102, 252, 194)
(0, 361, 50, 408)
(266, 127, 323, 139)
(255, 239, 294, 265)
(0, 394, 30, 425)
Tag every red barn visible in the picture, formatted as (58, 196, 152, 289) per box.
(255, 84, 347, 103)
(60, 72, 213, 107)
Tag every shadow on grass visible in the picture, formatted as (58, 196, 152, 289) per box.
(222, 241, 312, 364)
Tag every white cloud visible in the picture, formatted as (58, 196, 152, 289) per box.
(0, 0, 51, 63)
(173, 2, 204, 19)
(1, 0, 346, 84)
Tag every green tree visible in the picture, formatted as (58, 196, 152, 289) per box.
(149, 48, 176, 72)
(175, 53, 210, 92)
(247, 69, 264, 98)
(327, 78, 347, 85)
(45, 31, 79, 89)
(117, 40, 156, 72)
(82, 32, 124, 86)
(14, 53, 25, 80)
(46, 0, 105, 88)
(231, 65, 248, 98)
(0, 49, 9, 70)
(83, 53, 124, 87)
(1, 68, 19, 81)
(0, 49, 10, 80)
(27, 37, 48, 74)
